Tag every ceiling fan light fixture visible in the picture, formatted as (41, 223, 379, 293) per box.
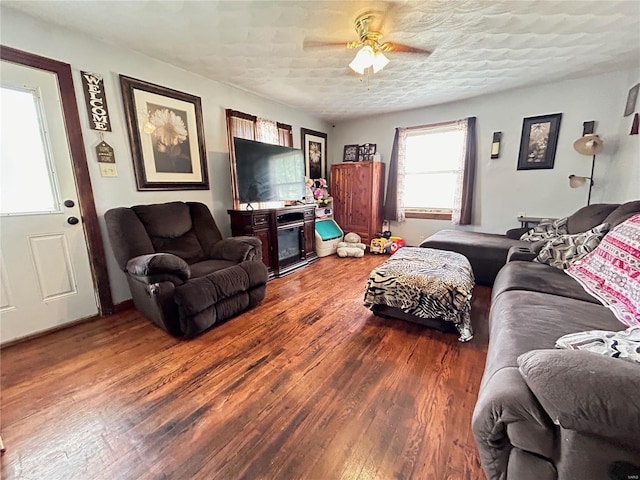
(372, 51, 389, 73)
(349, 45, 375, 74)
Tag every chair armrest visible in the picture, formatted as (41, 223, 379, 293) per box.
(518, 349, 640, 439)
(506, 227, 530, 239)
(210, 236, 261, 262)
(126, 253, 191, 283)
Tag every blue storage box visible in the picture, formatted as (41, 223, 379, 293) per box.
(315, 219, 344, 257)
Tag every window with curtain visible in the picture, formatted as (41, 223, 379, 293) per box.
(384, 117, 476, 225)
(225, 109, 293, 208)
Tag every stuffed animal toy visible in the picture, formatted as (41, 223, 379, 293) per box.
(337, 232, 367, 258)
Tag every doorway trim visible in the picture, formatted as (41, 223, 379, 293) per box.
(1, 45, 114, 315)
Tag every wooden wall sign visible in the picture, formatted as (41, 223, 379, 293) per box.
(81, 71, 111, 131)
(96, 140, 115, 163)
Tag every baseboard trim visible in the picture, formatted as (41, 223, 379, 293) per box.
(1, 299, 135, 348)
(0, 313, 101, 349)
(113, 299, 134, 313)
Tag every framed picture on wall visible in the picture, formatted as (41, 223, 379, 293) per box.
(301, 128, 327, 179)
(343, 144, 358, 162)
(120, 75, 209, 190)
(517, 113, 562, 170)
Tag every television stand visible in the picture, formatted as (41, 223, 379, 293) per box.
(228, 204, 317, 278)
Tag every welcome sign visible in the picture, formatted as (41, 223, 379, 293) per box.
(81, 71, 112, 131)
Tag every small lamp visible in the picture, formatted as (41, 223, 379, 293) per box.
(570, 122, 603, 206)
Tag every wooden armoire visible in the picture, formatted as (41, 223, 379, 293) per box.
(330, 162, 385, 245)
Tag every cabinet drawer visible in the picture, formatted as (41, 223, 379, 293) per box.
(252, 214, 270, 227)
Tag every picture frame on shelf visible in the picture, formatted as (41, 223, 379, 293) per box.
(624, 83, 639, 117)
(357, 143, 377, 161)
(343, 144, 358, 162)
(517, 113, 562, 170)
(120, 75, 209, 190)
(301, 128, 327, 179)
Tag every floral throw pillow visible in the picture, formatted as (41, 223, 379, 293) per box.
(520, 217, 568, 242)
(555, 326, 640, 364)
(533, 223, 609, 270)
(566, 214, 640, 327)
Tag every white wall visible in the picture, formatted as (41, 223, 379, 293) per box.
(331, 69, 640, 246)
(602, 68, 640, 203)
(1, 7, 330, 303)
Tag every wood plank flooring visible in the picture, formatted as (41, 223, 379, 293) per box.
(1, 254, 489, 480)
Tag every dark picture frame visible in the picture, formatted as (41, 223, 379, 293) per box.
(343, 144, 358, 162)
(301, 128, 327, 179)
(517, 113, 562, 170)
(357, 143, 377, 161)
(120, 75, 209, 190)
(624, 83, 639, 117)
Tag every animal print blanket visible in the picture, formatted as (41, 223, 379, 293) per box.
(364, 247, 475, 342)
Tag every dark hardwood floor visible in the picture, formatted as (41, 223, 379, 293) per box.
(1, 254, 489, 480)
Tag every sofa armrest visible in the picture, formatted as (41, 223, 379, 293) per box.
(210, 236, 261, 262)
(506, 246, 537, 262)
(518, 349, 640, 439)
(126, 253, 191, 283)
(506, 227, 530, 240)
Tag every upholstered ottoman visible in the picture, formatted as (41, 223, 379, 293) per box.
(363, 247, 475, 341)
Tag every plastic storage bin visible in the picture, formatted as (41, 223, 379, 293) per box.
(315, 219, 344, 257)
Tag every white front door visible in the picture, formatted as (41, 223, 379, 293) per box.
(0, 60, 98, 344)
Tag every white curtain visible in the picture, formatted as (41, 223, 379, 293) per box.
(255, 117, 279, 145)
(449, 119, 468, 225)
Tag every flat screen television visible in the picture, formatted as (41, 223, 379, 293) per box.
(234, 137, 306, 204)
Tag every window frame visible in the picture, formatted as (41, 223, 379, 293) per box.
(401, 121, 466, 220)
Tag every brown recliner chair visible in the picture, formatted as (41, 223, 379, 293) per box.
(105, 201, 268, 337)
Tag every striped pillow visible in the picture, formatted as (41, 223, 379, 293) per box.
(533, 223, 609, 269)
(566, 214, 640, 327)
(520, 217, 568, 241)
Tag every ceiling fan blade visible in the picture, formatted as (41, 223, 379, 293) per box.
(381, 42, 432, 55)
(303, 40, 358, 50)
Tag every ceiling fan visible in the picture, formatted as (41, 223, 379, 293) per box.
(304, 12, 432, 75)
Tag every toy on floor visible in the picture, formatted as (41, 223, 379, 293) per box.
(337, 232, 367, 258)
(371, 231, 406, 254)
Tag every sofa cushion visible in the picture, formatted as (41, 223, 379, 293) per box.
(484, 291, 623, 389)
(133, 201, 193, 238)
(492, 261, 600, 304)
(567, 214, 640, 327)
(190, 259, 238, 278)
(532, 223, 608, 269)
(565, 203, 619, 234)
(519, 217, 568, 241)
(602, 200, 640, 229)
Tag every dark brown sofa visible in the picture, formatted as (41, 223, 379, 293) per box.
(105, 201, 268, 337)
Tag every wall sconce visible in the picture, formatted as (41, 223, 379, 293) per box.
(569, 121, 603, 206)
(491, 132, 502, 159)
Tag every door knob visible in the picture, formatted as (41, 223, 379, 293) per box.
(67, 216, 79, 225)
(63, 199, 75, 208)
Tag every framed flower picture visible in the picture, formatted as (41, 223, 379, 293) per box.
(120, 75, 209, 190)
(301, 128, 327, 179)
(517, 113, 562, 170)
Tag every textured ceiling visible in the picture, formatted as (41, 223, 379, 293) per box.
(5, 1, 640, 122)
